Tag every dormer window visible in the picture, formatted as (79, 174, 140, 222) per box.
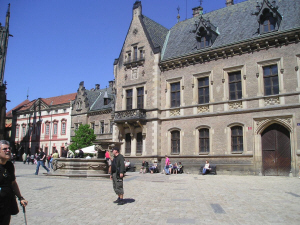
(193, 16, 218, 50)
(254, 0, 282, 34)
(262, 11, 276, 32)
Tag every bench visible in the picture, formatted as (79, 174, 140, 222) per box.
(199, 164, 217, 175)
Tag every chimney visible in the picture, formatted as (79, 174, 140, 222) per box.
(226, 0, 234, 7)
(95, 84, 100, 90)
(109, 80, 114, 88)
(133, 1, 142, 18)
(192, 6, 203, 17)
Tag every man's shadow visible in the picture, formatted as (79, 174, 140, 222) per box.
(123, 198, 135, 204)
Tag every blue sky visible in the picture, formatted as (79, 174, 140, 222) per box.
(1, 0, 246, 111)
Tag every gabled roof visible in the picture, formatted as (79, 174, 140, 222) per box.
(42, 93, 76, 106)
(6, 99, 30, 117)
(8, 93, 77, 114)
(86, 86, 114, 112)
(161, 0, 300, 61)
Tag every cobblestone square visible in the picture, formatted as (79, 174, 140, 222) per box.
(11, 162, 300, 225)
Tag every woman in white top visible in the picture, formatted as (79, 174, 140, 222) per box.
(202, 160, 211, 175)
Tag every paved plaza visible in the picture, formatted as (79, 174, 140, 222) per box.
(10, 162, 300, 225)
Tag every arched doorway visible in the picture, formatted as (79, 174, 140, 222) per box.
(261, 123, 291, 176)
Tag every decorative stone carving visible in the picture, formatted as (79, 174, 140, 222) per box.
(264, 97, 280, 106)
(170, 109, 180, 116)
(197, 105, 209, 113)
(255, 117, 293, 134)
(229, 101, 242, 110)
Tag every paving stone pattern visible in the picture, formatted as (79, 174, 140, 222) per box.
(10, 162, 300, 225)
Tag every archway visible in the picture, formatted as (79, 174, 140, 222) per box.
(261, 123, 291, 176)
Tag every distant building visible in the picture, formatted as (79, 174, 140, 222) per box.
(10, 93, 76, 156)
(0, 4, 11, 140)
(71, 81, 115, 150)
(113, 0, 300, 176)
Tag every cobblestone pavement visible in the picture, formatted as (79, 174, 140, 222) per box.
(9, 162, 300, 225)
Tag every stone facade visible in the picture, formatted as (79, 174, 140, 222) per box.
(71, 81, 115, 149)
(113, 0, 300, 176)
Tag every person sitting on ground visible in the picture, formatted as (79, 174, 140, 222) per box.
(149, 160, 158, 174)
(177, 162, 183, 173)
(86, 154, 92, 159)
(125, 160, 131, 171)
(173, 162, 178, 174)
(78, 148, 84, 158)
(202, 160, 211, 175)
(169, 163, 173, 174)
(140, 161, 148, 173)
(67, 150, 74, 158)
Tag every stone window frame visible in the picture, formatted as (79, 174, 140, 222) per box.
(52, 120, 58, 136)
(165, 77, 183, 108)
(167, 127, 182, 155)
(122, 82, 147, 110)
(192, 71, 213, 105)
(45, 121, 50, 136)
(15, 124, 20, 138)
(256, 58, 284, 105)
(226, 122, 247, 154)
(223, 65, 246, 101)
(61, 119, 67, 135)
(100, 121, 105, 134)
(195, 125, 211, 155)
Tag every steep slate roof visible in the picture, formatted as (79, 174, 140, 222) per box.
(85, 86, 114, 112)
(161, 0, 300, 61)
(141, 15, 169, 51)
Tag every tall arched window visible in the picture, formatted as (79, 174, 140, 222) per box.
(199, 128, 209, 153)
(171, 130, 180, 154)
(136, 132, 143, 155)
(231, 126, 243, 152)
(125, 133, 131, 155)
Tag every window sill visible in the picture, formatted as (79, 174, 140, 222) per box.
(199, 152, 209, 155)
(231, 151, 243, 154)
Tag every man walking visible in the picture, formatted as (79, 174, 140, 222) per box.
(35, 148, 50, 175)
(110, 147, 125, 205)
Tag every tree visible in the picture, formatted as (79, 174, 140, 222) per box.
(69, 124, 96, 151)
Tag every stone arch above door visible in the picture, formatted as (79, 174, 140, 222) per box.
(254, 116, 292, 135)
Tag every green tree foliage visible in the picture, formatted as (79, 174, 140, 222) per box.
(69, 124, 96, 151)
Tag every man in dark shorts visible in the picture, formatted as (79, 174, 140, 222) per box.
(0, 140, 28, 225)
(110, 147, 126, 205)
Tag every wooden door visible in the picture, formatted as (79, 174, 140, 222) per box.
(262, 124, 291, 176)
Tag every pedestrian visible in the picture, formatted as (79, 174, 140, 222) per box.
(47, 154, 52, 168)
(35, 148, 50, 175)
(0, 140, 28, 225)
(52, 149, 59, 159)
(105, 150, 112, 174)
(30, 154, 34, 164)
(165, 155, 170, 175)
(110, 147, 126, 205)
(26, 155, 30, 165)
(22, 152, 27, 164)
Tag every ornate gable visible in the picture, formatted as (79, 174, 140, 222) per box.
(253, 0, 282, 34)
(193, 15, 218, 50)
(29, 98, 49, 111)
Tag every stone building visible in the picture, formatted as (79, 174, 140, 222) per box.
(10, 93, 76, 156)
(113, 0, 300, 176)
(0, 4, 11, 140)
(71, 81, 115, 149)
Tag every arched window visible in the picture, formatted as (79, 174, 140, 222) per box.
(231, 126, 243, 152)
(262, 16, 276, 32)
(171, 130, 180, 154)
(136, 132, 143, 155)
(199, 128, 209, 153)
(125, 133, 131, 155)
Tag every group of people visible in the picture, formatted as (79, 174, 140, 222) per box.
(164, 156, 183, 175)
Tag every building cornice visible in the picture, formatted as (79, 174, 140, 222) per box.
(159, 28, 300, 72)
